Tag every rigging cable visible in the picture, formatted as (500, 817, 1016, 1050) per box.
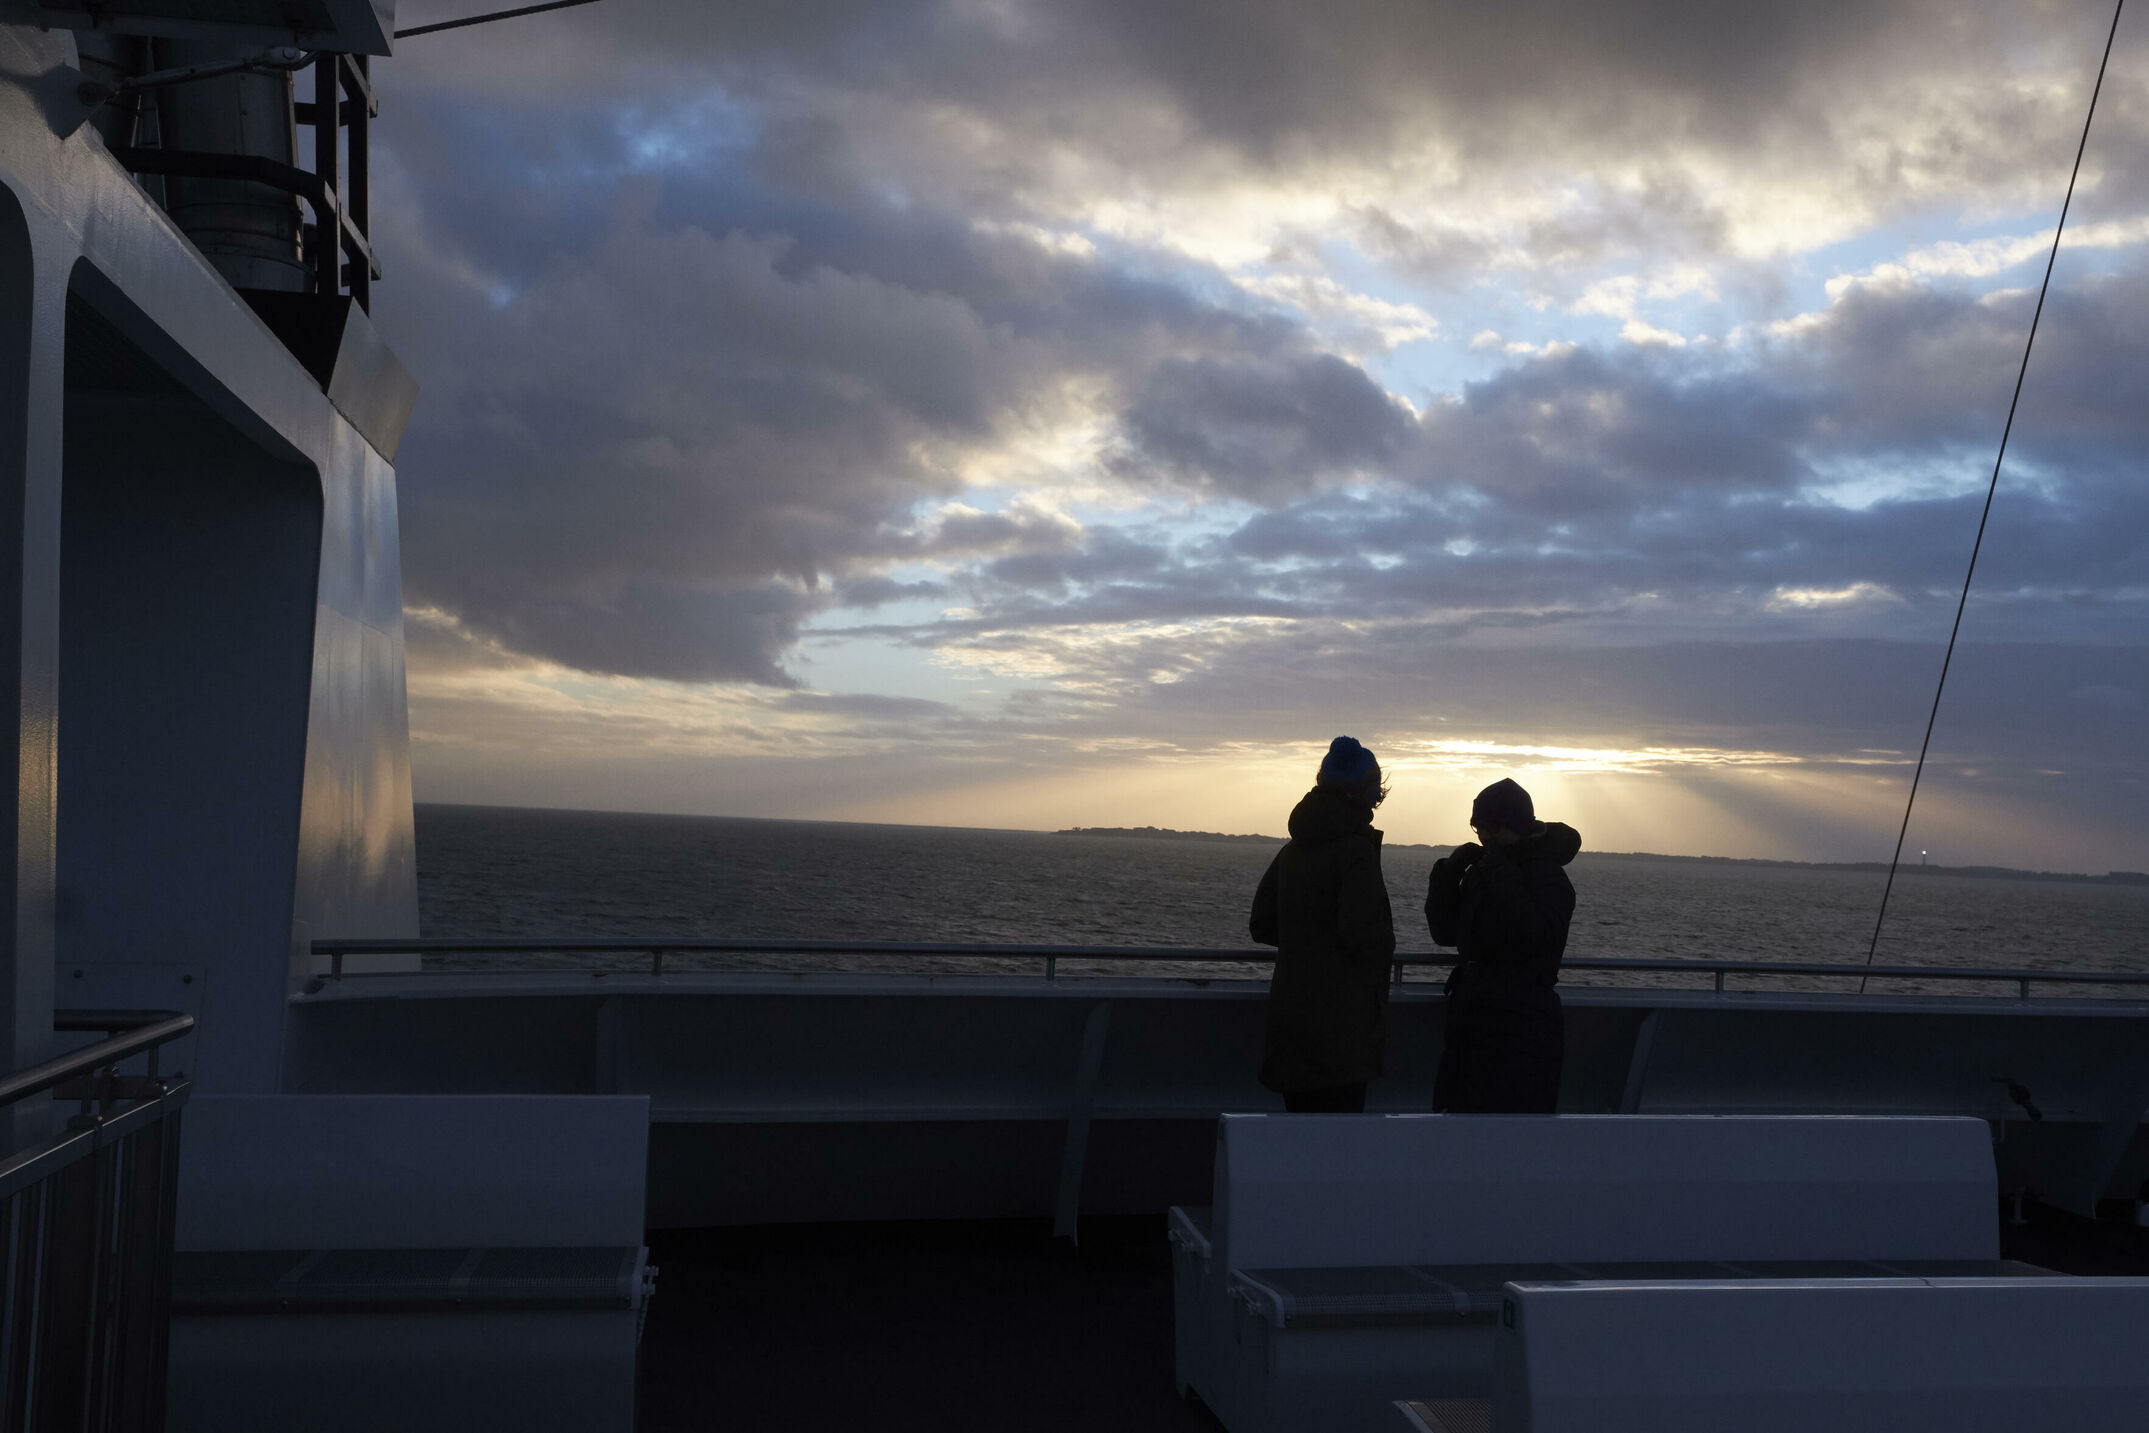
(1863, 0, 2127, 981)
(396, 0, 603, 40)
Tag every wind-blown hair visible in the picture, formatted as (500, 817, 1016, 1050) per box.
(1319, 769, 1389, 809)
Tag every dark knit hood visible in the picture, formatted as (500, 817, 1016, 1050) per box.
(1514, 820, 1582, 867)
(1288, 786, 1380, 845)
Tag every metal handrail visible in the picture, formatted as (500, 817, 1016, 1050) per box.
(308, 938, 2149, 998)
(0, 1014, 194, 1108)
(54, 1008, 191, 1033)
(2, 1012, 193, 1431)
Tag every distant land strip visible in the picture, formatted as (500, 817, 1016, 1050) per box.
(1054, 827, 2149, 885)
(1058, 826, 1282, 845)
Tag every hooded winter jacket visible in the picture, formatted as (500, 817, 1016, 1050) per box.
(1425, 820, 1582, 989)
(1425, 820, 1582, 1112)
(1249, 787, 1397, 1093)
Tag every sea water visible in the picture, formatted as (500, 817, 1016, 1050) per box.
(415, 804, 2149, 992)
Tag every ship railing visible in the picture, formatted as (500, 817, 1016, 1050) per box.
(110, 53, 379, 307)
(307, 939, 2149, 1001)
(1, 1009, 193, 1433)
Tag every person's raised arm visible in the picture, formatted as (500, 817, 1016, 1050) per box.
(1468, 848, 1571, 965)
(1249, 849, 1282, 947)
(1424, 842, 1480, 947)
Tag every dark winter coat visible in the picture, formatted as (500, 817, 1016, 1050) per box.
(1425, 821, 1581, 986)
(1425, 821, 1582, 1112)
(1249, 787, 1397, 1093)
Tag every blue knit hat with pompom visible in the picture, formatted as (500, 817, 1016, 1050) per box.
(1317, 736, 1381, 788)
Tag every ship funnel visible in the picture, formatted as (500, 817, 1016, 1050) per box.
(153, 42, 310, 293)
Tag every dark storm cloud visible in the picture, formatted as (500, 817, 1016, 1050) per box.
(913, 505, 1081, 559)
(1117, 352, 1416, 503)
(431, 0, 2127, 184)
(983, 528, 1174, 595)
(833, 576, 947, 609)
(395, 0, 2149, 285)
(1412, 348, 1811, 515)
(477, 581, 818, 688)
(1035, 0, 1929, 153)
(382, 188, 980, 682)
(377, 88, 1351, 683)
(1778, 266, 2149, 462)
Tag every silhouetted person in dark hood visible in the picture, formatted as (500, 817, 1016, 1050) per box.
(1249, 737, 1397, 1113)
(1425, 778, 1581, 1113)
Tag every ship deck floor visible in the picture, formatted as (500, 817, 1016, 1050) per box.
(637, 1203, 2148, 1432)
(638, 1214, 1220, 1432)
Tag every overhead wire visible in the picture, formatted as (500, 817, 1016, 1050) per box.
(1862, 0, 2127, 982)
(396, 0, 603, 40)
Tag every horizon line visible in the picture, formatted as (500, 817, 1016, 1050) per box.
(411, 800, 2145, 882)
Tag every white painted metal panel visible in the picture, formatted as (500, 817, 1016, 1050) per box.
(1215, 1113, 1995, 1271)
(176, 1093, 650, 1249)
(1194, 1114, 1997, 1432)
(2, 20, 419, 1113)
(1494, 1278, 2149, 1432)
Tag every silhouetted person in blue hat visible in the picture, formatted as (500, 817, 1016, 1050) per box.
(1425, 777, 1581, 1113)
(1249, 737, 1397, 1112)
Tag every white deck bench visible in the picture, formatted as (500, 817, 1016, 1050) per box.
(1169, 1113, 2005, 1433)
(166, 1095, 652, 1433)
(1482, 1276, 2149, 1432)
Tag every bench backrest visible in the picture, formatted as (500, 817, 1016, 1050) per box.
(1493, 1277, 2149, 1432)
(176, 1094, 650, 1250)
(1212, 1114, 1995, 1271)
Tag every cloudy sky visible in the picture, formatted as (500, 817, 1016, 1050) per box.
(371, 0, 2149, 868)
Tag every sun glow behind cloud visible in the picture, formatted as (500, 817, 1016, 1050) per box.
(1382, 738, 1885, 776)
